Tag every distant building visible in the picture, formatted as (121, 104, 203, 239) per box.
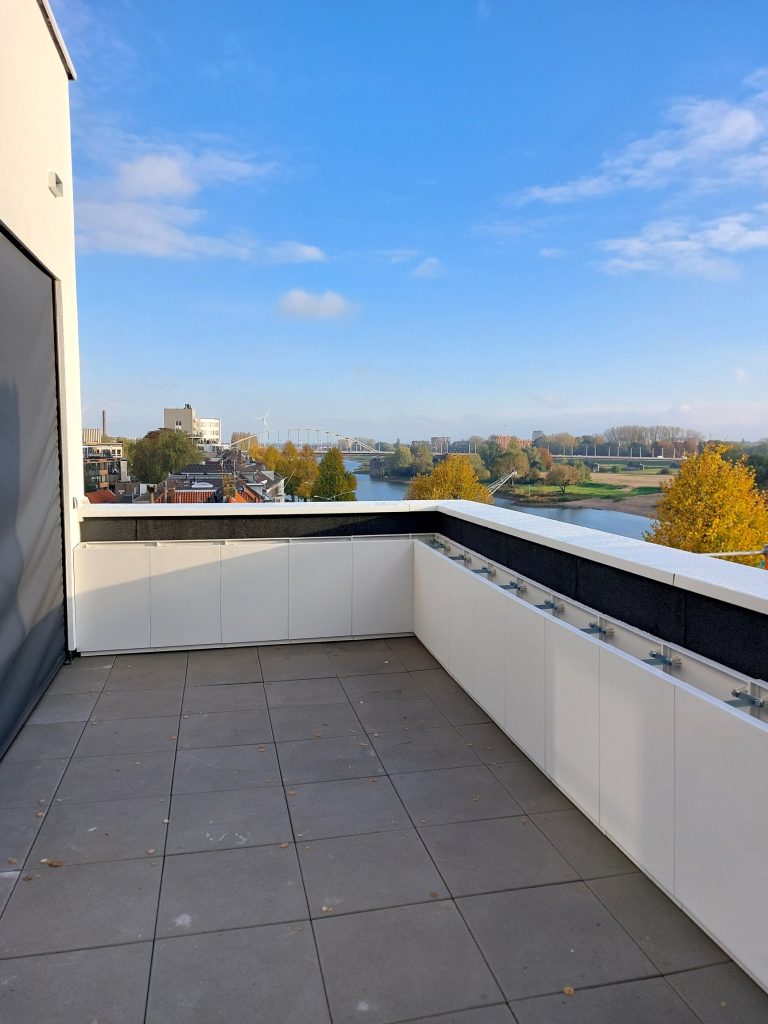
(164, 404, 221, 446)
(83, 443, 128, 492)
(532, 430, 545, 441)
(430, 436, 451, 453)
(82, 427, 102, 444)
(490, 434, 513, 450)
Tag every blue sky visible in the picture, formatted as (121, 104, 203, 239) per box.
(57, 0, 768, 442)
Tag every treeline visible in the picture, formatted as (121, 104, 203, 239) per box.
(379, 438, 553, 486)
(533, 425, 703, 456)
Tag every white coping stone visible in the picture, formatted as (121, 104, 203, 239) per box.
(79, 498, 768, 616)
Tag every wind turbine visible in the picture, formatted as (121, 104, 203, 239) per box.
(257, 409, 271, 445)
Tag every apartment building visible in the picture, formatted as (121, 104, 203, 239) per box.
(163, 403, 221, 446)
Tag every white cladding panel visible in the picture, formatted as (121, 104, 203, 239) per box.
(448, 567, 475, 694)
(220, 542, 289, 644)
(545, 620, 601, 820)
(149, 544, 221, 648)
(74, 544, 150, 652)
(675, 687, 768, 987)
(504, 600, 547, 768)
(413, 543, 453, 665)
(599, 647, 675, 891)
(289, 541, 353, 639)
(352, 539, 413, 635)
(472, 579, 507, 725)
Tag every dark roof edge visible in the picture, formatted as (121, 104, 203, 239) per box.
(36, 0, 77, 81)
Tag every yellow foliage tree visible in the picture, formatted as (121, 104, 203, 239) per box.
(645, 444, 768, 566)
(406, 455, 493, 503)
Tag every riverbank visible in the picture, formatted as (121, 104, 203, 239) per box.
(556, 491, 660, 517)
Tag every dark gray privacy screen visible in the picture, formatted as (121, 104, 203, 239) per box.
(0, 229, 67, 757)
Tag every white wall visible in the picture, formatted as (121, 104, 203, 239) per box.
(1, 0, 82, 647)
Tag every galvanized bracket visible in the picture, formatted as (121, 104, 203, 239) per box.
(499, 581, 526, 593)
(581, 621, 613, 637)
(536, 600, 564, 614)
(643, 650, 681, 668)
(726, 689, 765, 709)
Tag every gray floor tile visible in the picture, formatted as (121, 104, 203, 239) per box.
(421, 816, 577, 896)
(181, 682, 266, 714)
(277, 735, 384, 784)
(92, 688, 183, 720)
(0, 942, 152, 1024)
(178, 709, 271, 748)
(0, 758, 68, 811)
(458, 883, 657, 1000)
(269, 702, 362, 742)
(391, 765, 523, 826)
(107, 651, 188, 689)
(45, 657, 113, 694)
(511, 977, 700, 1024)
(287, 776, 411, 840)
(173, 744, 280, 794)
(28, 796, 168, 866)
(0, 807, 43, 863)
(299, 828, 448, 917)
(429, 690, 492, 725)
(75, 716, 179, 757)
(458, 723, 528, 764)
(0, 871, 18, 915)
(325, 642, 406, 678)
(315, 901, 503, 1024)
(386, 636, 440, 671)
(28, 692, 98, 725)
(489, 761, 574, 814)
(264, 676, 347, 707)
(259, 642, 334, 681)
(356, 695, 449, 733)
(531, 809, 636, 879)
(396, 1009, 514, 1024)
(186, 646, 262, 685)
(342, 672, 425, 701)
(410, 668, 464, 696)
(667, 962, 768, 1023)
(56, 751, 175, 804)
(371, 727, 480, 774)
(3, 722, 84, 762)
(0, 857, 162, 957)
(157, 843, 307, 937)
(589, 872, 729, 974)
(146, 922, 330, 1024)
(167, 786, 291, 854)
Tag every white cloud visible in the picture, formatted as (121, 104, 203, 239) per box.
(516, 72, 768, 205)
(378, 248, 421, 263)
(539, 246, 568, 259)
(263, 241, 327, 263)
(278, 289, 355, 319)
(411, 256, 444, 278)
(600, 207, 768, 279)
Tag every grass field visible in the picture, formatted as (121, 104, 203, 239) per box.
(508, 476, 667, 503)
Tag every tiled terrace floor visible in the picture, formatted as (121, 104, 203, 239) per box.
(1, 637, 767, 1023)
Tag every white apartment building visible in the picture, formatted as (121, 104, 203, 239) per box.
(163, 403, 221, 446)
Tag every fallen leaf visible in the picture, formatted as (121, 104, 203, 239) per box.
(563, 986, 575, 997)
(46, 860, 64, 868)
(321, 905, 334, 913)
(22, 875, 34, 881)
(145, 848, 156, 855)
(429, 891, 439, 899)
(7, 858, 17, 865)
(35, 811, 45, 818)
(169, 736, 177, 741)
(287, 790, 297, 797)
(258, 746, 266, 752)
(279, 843, 290, 849)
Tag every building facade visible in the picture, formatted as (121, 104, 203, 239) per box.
(163, 403, 221, 446)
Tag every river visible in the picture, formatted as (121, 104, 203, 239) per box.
(344, 460, 651, 540)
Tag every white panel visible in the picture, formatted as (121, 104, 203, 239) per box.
(448, 567, 475, 694)
(504, 600, 547, 768)
(289, 541, 353, 639)
(675, 688, 768, 990)
(599, 647, 674, 890)
(472, 580, 507, 725)
(150, 543, 221, 648)
(545, 621, 601, 820)
(353, 539, 413, 635)
(220, 542, 289, 644)
(74, 544, 150, 652)
(413, 543, 452, 668)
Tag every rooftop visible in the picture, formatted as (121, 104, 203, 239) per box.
(1, 636, 767, 1023)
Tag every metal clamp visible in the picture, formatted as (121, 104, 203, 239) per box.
(581, 621, 614, 637)
(643, 650, 682, 668)
(471, 566, 496, 579)
(536, 600, 564, 614)
(726, 689, 765, 709)
(499, 581, 527, 593)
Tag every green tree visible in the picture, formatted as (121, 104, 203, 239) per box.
(645, 444, 768, 566)
(406, 455, 492, 502)
(129, 429, 200, 484)
(277, 442, 318, 501)
(313, 448, 357, 501)
(545, 464, 580, 494)
(468, 453, 490, 481)
(411, 443, 434, 475)
(384, 444, 414, 477)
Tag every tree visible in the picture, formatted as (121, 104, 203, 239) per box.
(468, 452, 490, 481)
(411, 443, 434, 476)
(277, 442, 318, 501)
(645, 444, 768, 566)
(129, 429, 200, 484)
(313, 448, 357, 501)
(406, 455, 492, 502)
(545, 464, 581, 494)
(384, 444, 414, 477)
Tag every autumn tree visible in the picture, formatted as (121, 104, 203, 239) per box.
(645, 444, 768, 566)
(545, 464, 584, 495)
(312, 448, 357, 501)
(277, 442, 318, 501)
(406, 455, 493, 503)
(384, 444, 414, 477)
(411, 443, 434, 475)
(129, 429, 200, 484)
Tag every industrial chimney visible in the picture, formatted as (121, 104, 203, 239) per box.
(102, 409, 107, 438)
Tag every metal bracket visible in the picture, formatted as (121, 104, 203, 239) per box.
(471, 567, 496, 579)
(536, 600, 564, 613)
(581, 621, 614, 637)
(499, 581, 527, 593)
(643, 650, 681, 668)
(726, 689, 765, 709)
(448, 554, 468, 562)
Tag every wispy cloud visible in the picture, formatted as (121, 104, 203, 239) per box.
(515, 71, 768, 205)
(377, 248, 422, 264)
(411, 256, 444, 278)
(539, 246, 568, 259)
(600, 206, 768, 279)
(278, 289, 356, 319)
